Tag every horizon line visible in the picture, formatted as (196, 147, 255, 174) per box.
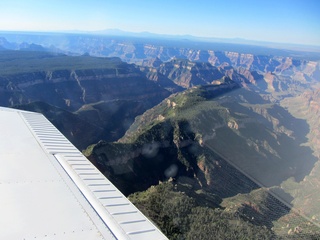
(0, 28, 320, 50)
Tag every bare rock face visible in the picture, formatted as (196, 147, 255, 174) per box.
(227, 120, 239, 129)
(139, 52, 319, 100)
(1, 69, 170, 111)
(156, 59, 225, 88)
(0, 52, 171, 111)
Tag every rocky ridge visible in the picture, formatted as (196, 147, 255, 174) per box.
(85, 82, 319, 237)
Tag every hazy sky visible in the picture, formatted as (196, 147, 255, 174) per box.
(0, 0, 319, 46)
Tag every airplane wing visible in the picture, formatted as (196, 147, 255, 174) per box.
(0, 107, 168, 240)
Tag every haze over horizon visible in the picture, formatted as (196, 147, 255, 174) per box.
(0, 0, 319, 46)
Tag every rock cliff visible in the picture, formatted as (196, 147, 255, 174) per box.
(0, 51, 170, 111)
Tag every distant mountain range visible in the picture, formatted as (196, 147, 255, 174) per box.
(1, 31, 320, 60)
(38, 28, 320, 53)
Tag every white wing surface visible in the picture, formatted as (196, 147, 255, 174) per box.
(0, 107, 168, 240)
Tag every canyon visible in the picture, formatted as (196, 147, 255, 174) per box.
(1, 33, 320, 238)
